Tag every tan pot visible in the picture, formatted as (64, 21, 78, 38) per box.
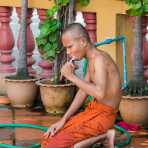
(5, 78, 38, 108)
(119, 96, 148, 126)
(36, 79, 76, 114)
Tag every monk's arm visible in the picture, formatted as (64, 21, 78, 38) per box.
(62, 69, 90, 122)
(68, 57, 107, 101)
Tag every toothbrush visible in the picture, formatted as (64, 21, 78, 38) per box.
(60, 58, 75, 80)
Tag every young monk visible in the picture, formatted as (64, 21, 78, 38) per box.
(41, 23, 121, 148)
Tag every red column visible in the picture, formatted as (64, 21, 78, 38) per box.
(16, 8, 36, 76)
(0, 6, 15, 73)
(83, 12, 97, 43)
(38, 9, 53, 78)
(142, 16, 148, 80)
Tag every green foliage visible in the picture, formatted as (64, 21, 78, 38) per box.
(56, 0, 69, 6)
(125, 0, 148, 16)
(78, 0, 90, 6)
(36, 0, 90, 83)
(36, 18, 61, 61)
(36, 0, 90, 62)
(36, 0, 66, 61)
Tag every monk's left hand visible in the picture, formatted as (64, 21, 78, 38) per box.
(61, 62, 75, 79)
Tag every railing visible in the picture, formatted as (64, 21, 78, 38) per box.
(0, 7, 97, 79)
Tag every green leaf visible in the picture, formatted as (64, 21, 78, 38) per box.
(46, 9, 55, 17)
(127, 7, 144, 16)
(44, 43, 52, 52)
(36, 37, 47, 47)
(79, 0, 90, 6)
(39, 23, 50, 37)
(125, 0, 140, 5)
(49, 32, 59, 42)
(46, 6, 59, 18)
(48, 20, 61, 33)
(57, 0, 69, 6)
(52, 42, 59, 50)
(130, 3, 142, 9)
(47, 49, 56, 58)
(144, 0, 148, 5)
(143, 4, 148, 12)
(52, 5, 59, 12)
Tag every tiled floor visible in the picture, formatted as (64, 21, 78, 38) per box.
(0, 106, 147, 148)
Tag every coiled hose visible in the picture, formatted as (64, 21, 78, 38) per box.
(0, 123, 131, 148)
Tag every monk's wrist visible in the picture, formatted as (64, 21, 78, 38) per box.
(61, 117, 67, 123)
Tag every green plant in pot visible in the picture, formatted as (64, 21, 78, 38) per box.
(36, 0, 90, 114)
(119, 0, 148, 126)
(5, 0, 38, 108)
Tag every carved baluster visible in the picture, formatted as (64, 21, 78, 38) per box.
(37, 9, 53, 78)
(83, 12, 97, 43)
(0, 6, 15, 95)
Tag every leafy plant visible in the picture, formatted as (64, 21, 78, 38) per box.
(36, 0, 90, 84)
(123, 0, 148, 96)
(125, 0, 148, 16)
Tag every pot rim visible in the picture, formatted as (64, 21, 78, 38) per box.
(36, 79, 75, 88)
(5, 77, 38, 82)
(122, 95, 148, 100)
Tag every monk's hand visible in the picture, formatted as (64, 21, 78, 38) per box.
(61, 62, 75, 79)
(43, 119, 65, 139)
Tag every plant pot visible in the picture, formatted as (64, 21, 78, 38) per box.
(36, 79, 76, 115)
(5, 77, 38, 108)
(119, 96, 148, 126)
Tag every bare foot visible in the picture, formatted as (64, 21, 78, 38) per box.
(103, 129, 115, 148)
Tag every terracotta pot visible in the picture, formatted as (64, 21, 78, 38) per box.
(36, 79, 76, 114)
(5, 77, 38, 108)
(119, 96, 148, 126)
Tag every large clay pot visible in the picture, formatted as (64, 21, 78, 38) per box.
(5, 77, 38, 108)
(36, 79, 76, 114)
(119, 96, 148, 126)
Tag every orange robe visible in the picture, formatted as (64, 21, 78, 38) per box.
(41, 99, 117, 148)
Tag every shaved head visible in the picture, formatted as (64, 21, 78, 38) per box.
(62, 23, 91, 43)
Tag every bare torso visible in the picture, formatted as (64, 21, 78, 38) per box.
(87, 48, 121, 110)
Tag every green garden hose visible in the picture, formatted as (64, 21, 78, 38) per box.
(0, 123, 131, 148)
(114, 125, 132, 148)
(0, 123, 48, 148)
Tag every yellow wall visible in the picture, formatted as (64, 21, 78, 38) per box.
(0, 0, 127, 61)
(76, 0, 127, 61)
(0, 0, 54, 9)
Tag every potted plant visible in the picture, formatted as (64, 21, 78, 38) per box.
(5, 0, 38, 108)
(36, 0, 90, 114)
(119, 0, 148, 126)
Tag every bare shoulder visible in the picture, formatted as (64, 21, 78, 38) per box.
(93, 49, 119, 75)
(93, 49, 109, 67)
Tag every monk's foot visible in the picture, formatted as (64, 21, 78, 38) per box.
(103, 129, 115, 148)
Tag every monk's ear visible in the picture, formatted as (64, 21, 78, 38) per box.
(79, 37, 87, 48)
